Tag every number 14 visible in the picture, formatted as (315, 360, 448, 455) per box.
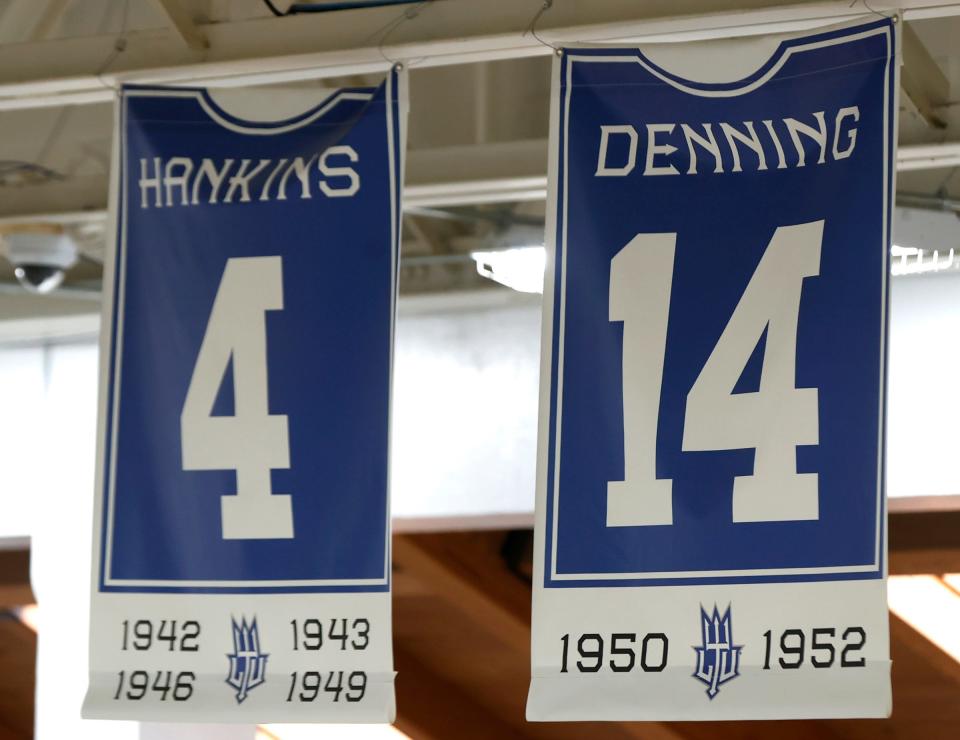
(607, 221, 823, 528)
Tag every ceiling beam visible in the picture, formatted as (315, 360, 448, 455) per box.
(890, 494, 960, 513)
(0, 546, 32, 610)
(900, 21, 949, 129)
(393, 532, 688, 740)
(0, 175, 107, 223)
(28, 0, 71, 42)
(4, 138, 960, 229)
(394, 646, 530, 740)
(397, 508, 960, 590)
(0, 139, 549, 222)
(0, 618, 35, 739)
(393, 533, 529, 651)
(898, 142, 960, 171)
(1, 0, 959, 111)
(890, 611, 960, 689)
(889, 510, 960, 575)
(151, 0, 209, 52)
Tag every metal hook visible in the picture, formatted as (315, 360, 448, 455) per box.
(525, 0, 563, 56)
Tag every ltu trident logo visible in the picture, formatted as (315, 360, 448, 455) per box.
(226, 617, 268, 704)
(693, 605, 742, 699)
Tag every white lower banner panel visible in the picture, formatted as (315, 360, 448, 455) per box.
(528, 582, 890, 720)
(528, 17, 897, 720)
(88, 594, 394, 722)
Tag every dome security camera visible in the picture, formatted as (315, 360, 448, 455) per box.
(3, 230, 79, 294)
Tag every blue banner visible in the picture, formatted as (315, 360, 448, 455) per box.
(86, 73, 404, 722)
(529, 19, 896, 720)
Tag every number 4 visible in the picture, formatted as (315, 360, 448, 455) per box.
(607, 221, 823, 527)
(181, 256, 293, 540)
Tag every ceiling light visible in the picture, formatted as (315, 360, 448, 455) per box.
(467, 242, 960, 291)
(470, 246, 546, 294)
(891, 244, 957, 276)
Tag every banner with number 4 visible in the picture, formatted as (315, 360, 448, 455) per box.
(527, 18, 898, 720)
(85, 73, 406, 722)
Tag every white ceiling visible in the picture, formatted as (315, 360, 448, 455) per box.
(0, 0, 958, 315)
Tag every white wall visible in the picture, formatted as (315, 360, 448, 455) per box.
(391, 292, 540, 527)
(0, 344, 44, 538)
(2, 279, 959, 538)
(29, 341, 136, 740)
(2, 277, 959, 537)
(886, 271, 960, 499)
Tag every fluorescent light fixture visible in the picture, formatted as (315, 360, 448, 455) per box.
(888, 574, 960, 664)
(891, 244, 958, 276)
(897, 143, 960, 172)
(471, 245, 546, 294)
(467, 242, 960, 291)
